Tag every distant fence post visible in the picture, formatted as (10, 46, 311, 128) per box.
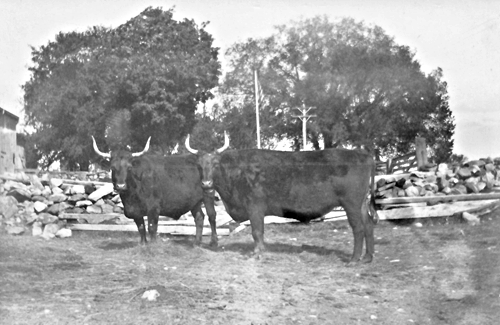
(415, 137, 428, 170)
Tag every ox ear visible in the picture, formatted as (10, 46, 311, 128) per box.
(92, 136, 111, 159)
(185, 134, 198, 155)
(131, 136, 151, 157)
(216, 131, 230, 153)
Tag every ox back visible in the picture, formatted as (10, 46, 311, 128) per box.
(110, 151, 217, 245)
(209, 148, 377, 263)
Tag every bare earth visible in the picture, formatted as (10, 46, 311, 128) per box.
(1, 210, 499, 325)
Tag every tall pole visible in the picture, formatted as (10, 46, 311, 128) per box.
(292, 104, 316, 150)
(254, 69, 261, 149)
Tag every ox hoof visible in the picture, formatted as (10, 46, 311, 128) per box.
(250, 249, 264, 260)
(361, 254, 373, 264)
(247, 253, 262, 261)
(346, 257, 362, 266)
(346, 254, 373, 266)
(209, 240, 218, 248)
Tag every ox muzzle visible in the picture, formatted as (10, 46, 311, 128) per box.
(114, 183, 127, 192)
(201, 180, 215, 194)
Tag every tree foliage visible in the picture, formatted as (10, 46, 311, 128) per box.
(23, 7, 220, 170)
(218, 16, 455, 161)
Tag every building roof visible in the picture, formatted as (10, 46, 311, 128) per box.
(0, 107, 20, 122)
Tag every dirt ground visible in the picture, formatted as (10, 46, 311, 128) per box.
(1, 210, 500, 325)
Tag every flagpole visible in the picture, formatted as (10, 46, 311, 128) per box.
(254, 69, 261, 149)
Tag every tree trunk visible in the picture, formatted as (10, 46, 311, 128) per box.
(323, 132, 333, 149)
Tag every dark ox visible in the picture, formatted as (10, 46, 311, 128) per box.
(92, 136, 218, 246)
(186, 134, 378, 263)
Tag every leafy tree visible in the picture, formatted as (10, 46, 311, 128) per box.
(23, 7, 220, 170)
(218, 16, 455, 161)
(217, 39, 287, 149)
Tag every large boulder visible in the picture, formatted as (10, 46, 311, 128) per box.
(71, 185, 86, 194)
(405, 186, 420, 197)
(7, 188, 32, 203)
(33, 201, 48, 213)
(0, 196, 19, 220)
(32, 221, 43, 236)
(49, 178, 63, 189)
(41, 223, 62, 240)
(450, 184, 468, 195)
(68, 193, 87, 203)
(457, 167, 472, 179)
(6, 225, 25, 235)
(75, 200, 92, 207)
(88, 184, 114, 202)
(46, 202, 73, 216)
(29, 175, 44, 191)
(31, 188, 43, 197)
(41, 186, 52, 198)
(51, 187, 64, 195)
(86, 205, 103, 214)
(85, 184, 96, 195)
(3, 180, 28, 191)
(101, 203, 115, 214)
(64, 207, 85, 214)
(38, 212, 58, 225)
(31, 195, 46, 202)
(56, 228, 72, 238)
(465, 182, 479, 194)
(49, 193, 67, 203)
(481, 171, 495, 189)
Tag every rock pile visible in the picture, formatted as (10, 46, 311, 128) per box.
(0, 172, 123, 239)
(376, 159, 500, 200)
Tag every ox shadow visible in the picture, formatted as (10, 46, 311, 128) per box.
(98, 241, 138, 250)
(164, 236, 221, 251)
(219, 242, 351, 263)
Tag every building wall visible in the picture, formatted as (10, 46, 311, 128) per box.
(0, 108, 21, 173)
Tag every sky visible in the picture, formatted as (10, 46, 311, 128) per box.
(1, 0, 499, 160)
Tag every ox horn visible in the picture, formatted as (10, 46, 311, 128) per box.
(216, 131, 230, 153)
(92, 136, 111, 159)
(131, 136, 151, 157)
(185, 134, 198, 155)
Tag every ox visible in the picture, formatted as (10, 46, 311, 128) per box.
(92, 136, 218, 246)
(186, 134, 378, 263)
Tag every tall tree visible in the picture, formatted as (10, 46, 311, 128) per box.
(219, 16, 455, 160)
(23, 7, 220, 170)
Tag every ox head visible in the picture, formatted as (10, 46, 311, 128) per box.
(185, 132, 229, 193)
(92, 136, 151, 192)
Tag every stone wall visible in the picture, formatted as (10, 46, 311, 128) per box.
(0, 171, 123, 239)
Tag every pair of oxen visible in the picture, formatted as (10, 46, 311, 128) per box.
(92, 134, 378, 264)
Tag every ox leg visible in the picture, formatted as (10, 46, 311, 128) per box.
(344, 205, 366, 264)
(146, 208, 159, 242)
(192, 203, 205, 246)
(360, 200, 375, 263)
(344, 200, 375, 264)
(133, 217, 147, 244)
(248, 206, 266, 255)
(203, 194, 218, 248)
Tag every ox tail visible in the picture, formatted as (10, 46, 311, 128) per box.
(368, 161, 379, 224)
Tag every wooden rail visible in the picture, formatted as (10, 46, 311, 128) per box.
(375, 193, 500, 205)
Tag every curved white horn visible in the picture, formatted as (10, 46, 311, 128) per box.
(92, 136, 111, 159)
(216, 131, 230, 153)
(132, 136, 151, 157)
(185, 134, 198, 155)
